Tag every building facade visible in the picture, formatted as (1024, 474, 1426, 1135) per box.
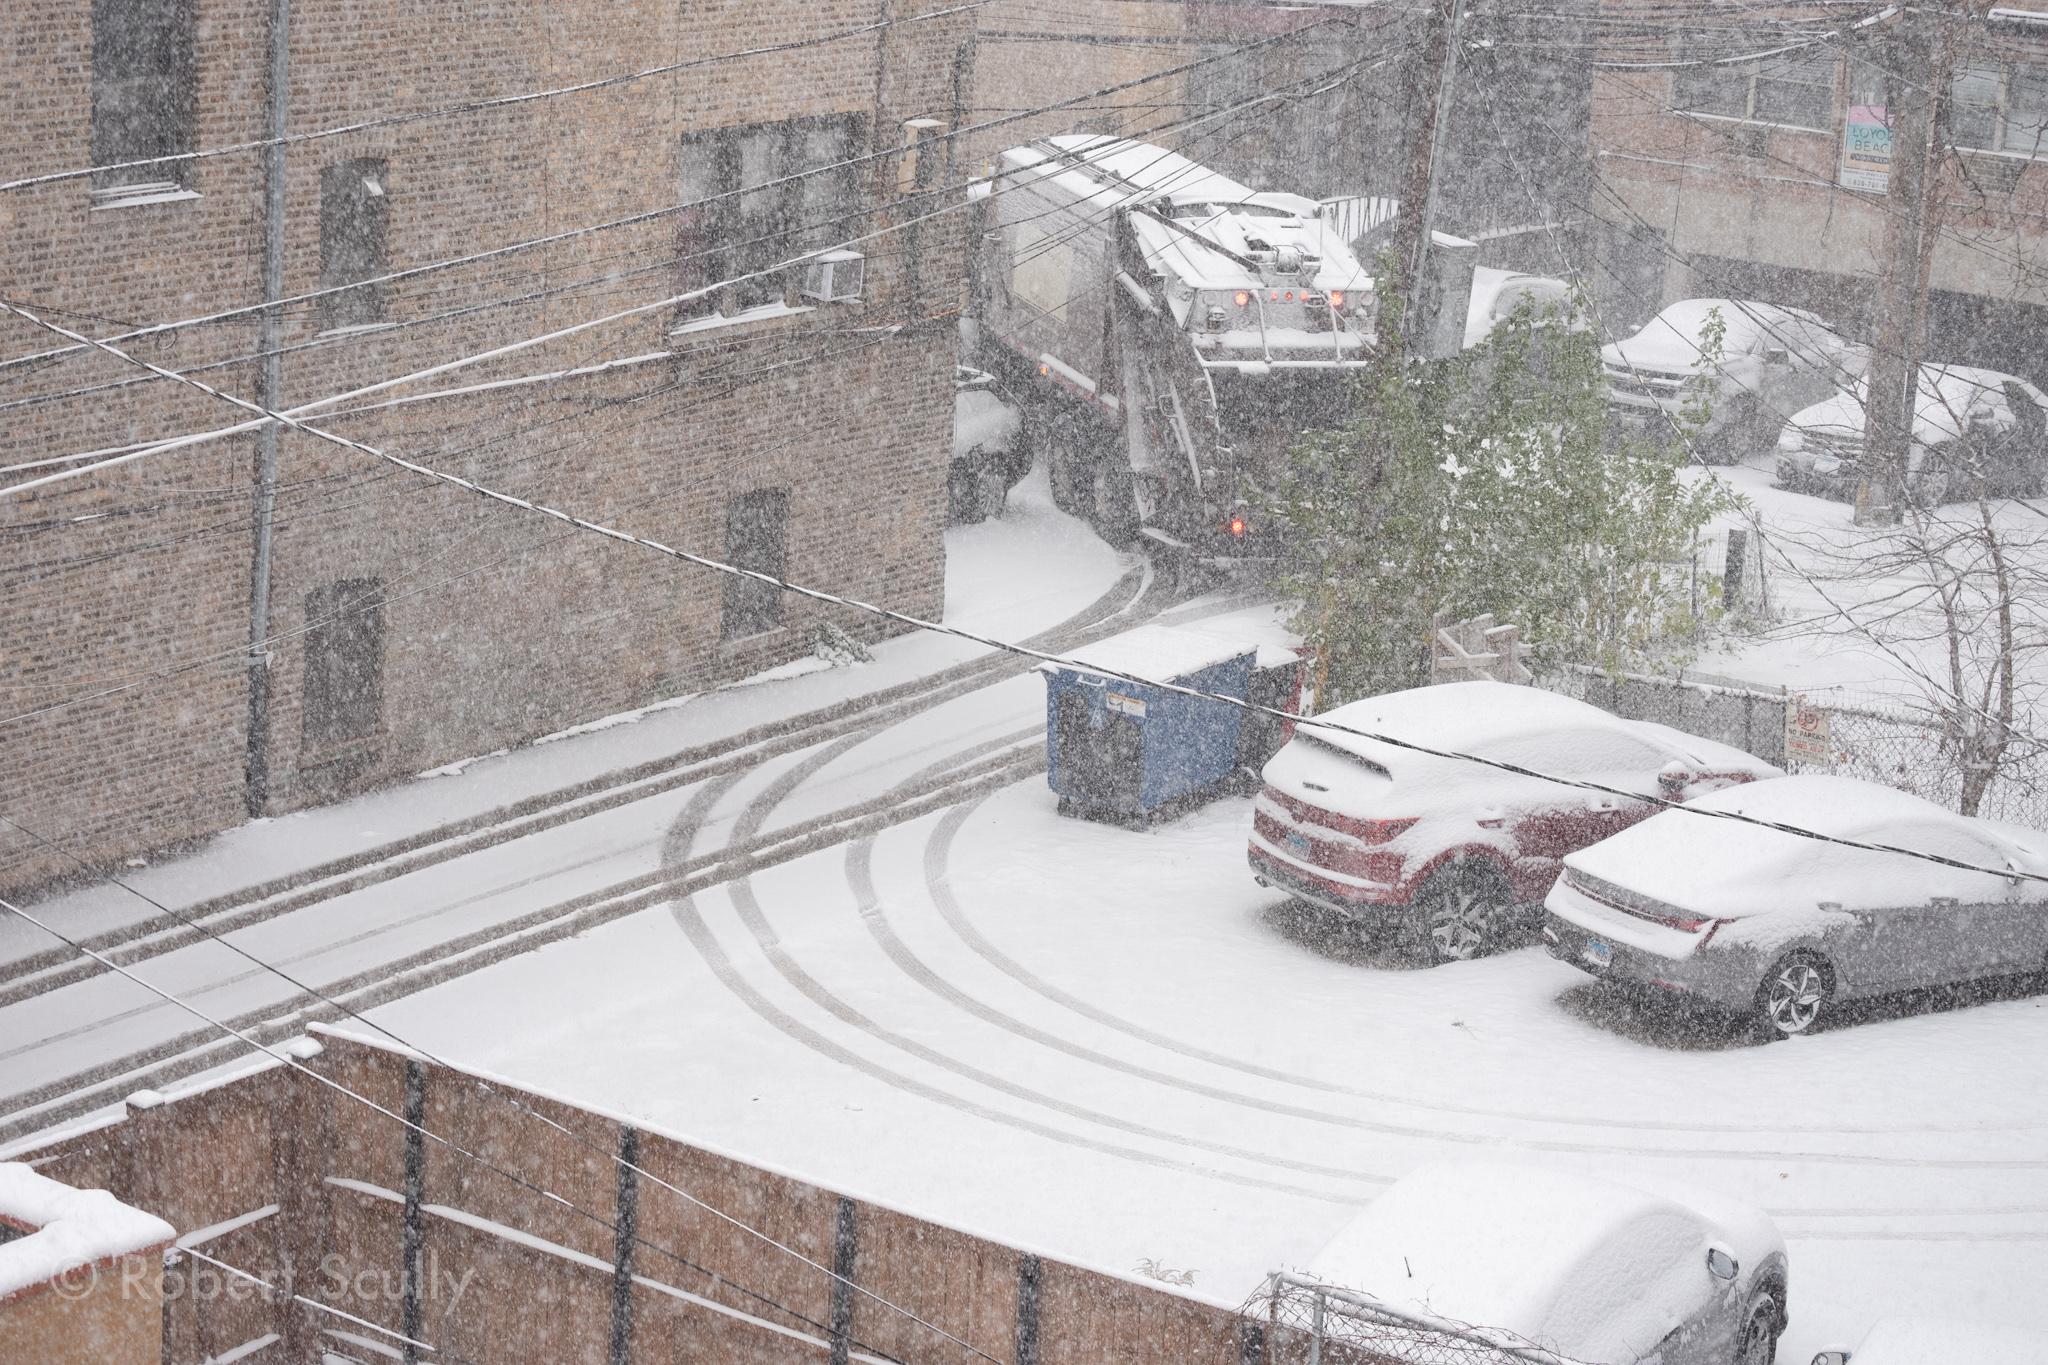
(0, 1, 974, 891)
(1587, 0, 2048, 376)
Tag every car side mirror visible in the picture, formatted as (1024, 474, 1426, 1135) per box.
(1811, 1349, 1853, 1365)
(1764, 346, 1790, 365)
(1705, 1246, 1739, 1280)
(1657, 762, 1691, 796)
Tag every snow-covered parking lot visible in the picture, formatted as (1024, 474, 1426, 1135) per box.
(367, 772, 2048, 1362)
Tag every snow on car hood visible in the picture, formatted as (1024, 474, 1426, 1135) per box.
(1600, 299, 1758, 375)
(1562, 774, 2048, 921)
(1306, 1160, 1780, 1365)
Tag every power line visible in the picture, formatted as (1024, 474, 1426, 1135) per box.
(0, 0, 1002, 194)
(16, 296, 2043, 884)
(0, 12, 1351, 378)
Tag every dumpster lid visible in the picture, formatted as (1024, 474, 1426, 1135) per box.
(1043, 625, 1257, 686)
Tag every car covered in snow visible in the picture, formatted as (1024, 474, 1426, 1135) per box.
(951, 365, 1032, 524)
(1810, 1316, 2048, 1365)
(1543, 774, 2048, 1038)
(1775, 364, 2048, 506)
(1603, 300, 1866, 462)
(1247, 681, 1781, 964)
(1306, 1160, 1788, 1365)
(1464, 266, 1579, 349)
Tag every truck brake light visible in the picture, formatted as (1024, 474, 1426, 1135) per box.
(1234, 291, 1250, 307)
(1229, 517, 1246, 536)
(1329, 291, 1345, 308)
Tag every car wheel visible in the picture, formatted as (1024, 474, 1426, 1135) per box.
(1410, 863, 1511, 965)
(1735, 1286, 1783, 1365)
(1907, 446, 1957, 509)
(1754, 952, 1833, 1039)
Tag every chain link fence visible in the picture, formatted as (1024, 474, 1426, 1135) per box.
(1243, 1273, 1580, 1365)
(1538, 665, 2048, 830)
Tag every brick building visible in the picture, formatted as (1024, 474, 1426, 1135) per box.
(1586, 1, 2048, 377)
(0, 1, 976, 890)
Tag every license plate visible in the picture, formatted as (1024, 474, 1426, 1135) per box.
(1285, 832, 1311, 855)
(1583, 939, 1613, 968)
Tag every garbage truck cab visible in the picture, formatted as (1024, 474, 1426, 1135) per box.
(970, 136, 1375, 569)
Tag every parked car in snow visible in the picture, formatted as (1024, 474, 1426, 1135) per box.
(1811, 1316, 2048, 1365)
(951, 365, 1032, 523)
(1247, 681, 1780, 963)
(1603, 300, 1867, 462)
(1775, 364, 2048, 506)
(1464, 267, 1580, 349)
(1307, 1160, 1788, 1365)
(1544, 774, 2048, 1038)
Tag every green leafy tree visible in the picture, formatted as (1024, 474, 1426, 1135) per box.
(1261, 280, 1739, 705)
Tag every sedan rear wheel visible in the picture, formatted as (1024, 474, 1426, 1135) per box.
(1755, 953, 1833, 1039)
(1411, 864, 1511, 966)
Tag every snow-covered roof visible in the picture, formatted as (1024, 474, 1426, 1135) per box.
(0, 1162, 175, 1303)
(1307, 1161, 1779, 1365)
(1562, 773, 2048, 919)
(1000, 136, 1369, 295)
(1307, 682, 1679, 764)
(1846, 1316, 2048, 1365)
(1052, 624, 1257, 686)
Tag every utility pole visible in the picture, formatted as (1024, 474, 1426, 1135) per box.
(1392, 0, 1466, 354)
(243, 0, 291, 815)
(1858, 6, 1948, 526)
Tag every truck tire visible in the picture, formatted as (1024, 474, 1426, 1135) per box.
(1047, 427, 1095, 518)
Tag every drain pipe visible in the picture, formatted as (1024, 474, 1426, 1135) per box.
(243, 0, 291, 816)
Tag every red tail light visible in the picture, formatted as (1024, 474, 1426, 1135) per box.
(1234, 290, 1250, 307)
(1329, 290, 1345, 308)
(1229, 517, 1246, 536)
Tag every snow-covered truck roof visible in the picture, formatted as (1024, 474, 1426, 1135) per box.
(997, 136, 1370, 297)
(1306, 1160, 1783, 1365)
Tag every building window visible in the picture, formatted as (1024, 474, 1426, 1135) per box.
(91, 0, 196, 192)
(721, 489, 790, 640)
(1673, 46, 1834, 131)
(321, 159, 391, 331)
(302, 579, 385, 751)
(675, 116, 865, 316)
(1952, 64, 2048, 158)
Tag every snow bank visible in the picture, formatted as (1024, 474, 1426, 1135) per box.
(1307, 1161, 1775, 1365)
(0, 1162, 175, 1302)
(1846, 1316, 2048, 1365)
(1563, 774, 2046, 921)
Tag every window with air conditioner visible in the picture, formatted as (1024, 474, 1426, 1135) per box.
(675, 115, 865, 318)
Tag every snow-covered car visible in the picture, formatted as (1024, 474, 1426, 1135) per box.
(1810, 1316, 2048, 1365)
(1603, 300, 1867, 462)
(1464, 267, 1579, 349)
(951, 365, 1032, 523)
(1306, 1160, 1788, 1365)
(1543, 774, 2048, 1038)
(1247, 681, 1781, 964)
(1775, 364, 2048, 505)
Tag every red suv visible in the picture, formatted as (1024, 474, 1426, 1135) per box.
(1247, 681, 1779, 963)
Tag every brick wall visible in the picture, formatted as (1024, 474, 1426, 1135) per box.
(11, 1032, 1252, 1365)
(0, 0, 972, 890)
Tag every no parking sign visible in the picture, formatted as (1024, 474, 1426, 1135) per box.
(1785, 700, 1833, 767)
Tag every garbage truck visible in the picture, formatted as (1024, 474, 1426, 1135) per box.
(966, 136, 1377, 568)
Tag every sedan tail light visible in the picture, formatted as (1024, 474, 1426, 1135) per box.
(1563, 868, 1714, 931)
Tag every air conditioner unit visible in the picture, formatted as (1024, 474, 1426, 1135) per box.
(802, 250, 865, 303)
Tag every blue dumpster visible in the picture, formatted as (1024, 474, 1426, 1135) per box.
(1042, 626, 1259, 826)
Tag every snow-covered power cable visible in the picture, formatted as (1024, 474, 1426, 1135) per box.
(10, 299, 2045, 887)
(171, 1245, 474, 1364)
(0, 890, 974, 1365)
(0, 0, 1004, 195)
(0, 11, 1353, 378)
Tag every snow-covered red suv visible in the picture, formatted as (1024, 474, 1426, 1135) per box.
(1247, 681, 1780, 963)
